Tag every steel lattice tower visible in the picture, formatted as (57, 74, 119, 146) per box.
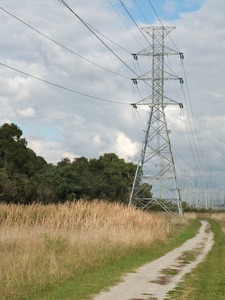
(129, 26, 183, 217)
(184, 165, 193, 207)
(196, 151, 207, 209)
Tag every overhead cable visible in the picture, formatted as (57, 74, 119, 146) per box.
(179, 84, 201, 169)
(133, 0, 149, 24)
(0, 6, 130, 80)
(147, 0, 180, 52)
(147, 0, 164, 26)
(182, 61, 202, 152)
(57, 0, 139, 77)
(180, 109, 201, 171)
(181, 71, 202, 169)
(108, 0, 144, 49)
(57, 0, 174, 104)
(84, 16, 130, 54)
(57, 0, 130, 53)
(0, 62, 129, 105)
(118, 0, 150, 46)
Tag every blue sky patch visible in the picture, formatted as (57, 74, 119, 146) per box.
(115, 0, 206, 24)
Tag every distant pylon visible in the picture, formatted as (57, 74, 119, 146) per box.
(196, 151, 207, 209)
(184, 165, 193, 207)
(128, 26, 183, 217)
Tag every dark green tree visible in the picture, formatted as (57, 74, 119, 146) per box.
(0, 123, 47, 203)
(0, 123, 47, 176)
(0, 123, 137, 204)
(41, 158, 90, 202)
(0, 123, 26, 171)
(88, 153, 136, 203)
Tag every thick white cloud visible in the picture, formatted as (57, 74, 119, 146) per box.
(109, 132, 140, 160)
(29, 140, 76, 163)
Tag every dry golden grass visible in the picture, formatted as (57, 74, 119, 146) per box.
(210, 212, 225, 233)
(210, 212, 225, 221)
(0, 200, 195, 299)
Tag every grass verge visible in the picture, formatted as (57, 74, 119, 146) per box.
(32, 218, 201, 300)
(166, 218, 225, 300)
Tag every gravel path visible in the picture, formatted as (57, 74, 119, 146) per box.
(93, 220, 214, 300)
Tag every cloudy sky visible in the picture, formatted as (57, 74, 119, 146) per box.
(0, 0, 225, 200)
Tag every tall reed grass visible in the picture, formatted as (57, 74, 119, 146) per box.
(210, 212, 225, 221)
(0, 200, 194, 299)
(210, 212, 225, 233)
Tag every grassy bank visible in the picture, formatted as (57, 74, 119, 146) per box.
(166, 214, 225, 299)
(0, 201, 197, 300)
(34, 217, 200, 300)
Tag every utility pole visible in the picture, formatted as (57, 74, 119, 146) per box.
(129, 26, 183, 217)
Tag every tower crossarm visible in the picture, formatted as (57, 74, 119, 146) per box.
(134, 45, 182, 57)
(131, 98, 183, 108)
(132, 71, 183, 82)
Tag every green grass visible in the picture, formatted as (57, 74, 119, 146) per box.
(160, 268, 180, 276)
(166, 218, 225, 300)
(30, 218, 201, 300)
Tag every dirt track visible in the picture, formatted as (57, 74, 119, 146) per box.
(93, 220, 214, 300)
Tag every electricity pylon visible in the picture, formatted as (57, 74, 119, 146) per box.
(196, 151, 207, 209)
(184, 165, 193, 207)
(128, 26, 183, 217)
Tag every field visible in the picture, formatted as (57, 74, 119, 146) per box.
(0, 200, 197, 300)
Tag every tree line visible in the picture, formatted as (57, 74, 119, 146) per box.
(0, 123, 137, 204)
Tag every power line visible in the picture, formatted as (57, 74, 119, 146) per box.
(108, 0, 144, 49)
(57, 0, 139, 77)
(180, 72, 202, 175)
(146, 0, 180, 52)
(85, 13, 131, 54)
(163, 1, 181, 50)
(133, 0, 149, 24)
(57, 0, 177, 107)
(165, 56, 201, 171)
(59, 0, 131, 53)
(0, 62, 129, 105)
(136, 61, 151, 95)
(172, 142, 191, 165)
(180, 109, 200, 164)
(0, 6, 130, 80)
(147, 0, 164, 26)
(182, 61, 202, 152)
(118, 0, 150, 46)
(136, 109, 146, 128)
